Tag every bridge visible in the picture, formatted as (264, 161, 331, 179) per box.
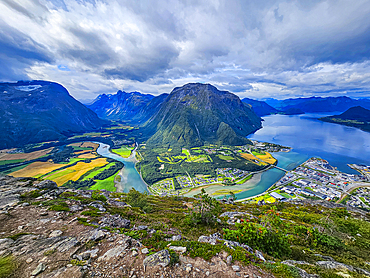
(272, 165, 289, 172)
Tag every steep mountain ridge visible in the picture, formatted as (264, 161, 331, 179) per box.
(87, 90, 155, 121)
(0, 81, 105, 149)
(144, 83, 261, 147)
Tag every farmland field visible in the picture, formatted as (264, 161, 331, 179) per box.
(0, 148, 54, 161)
(254, 152, 277, 164)
(90, 170, 120, 191)
(111, 145, 134, 158)
(11, 162, 67, 178)
(43, 158, 108, 186)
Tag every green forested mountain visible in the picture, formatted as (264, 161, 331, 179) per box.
(0, 81, 106, 149)
(144, 83, 262, 147)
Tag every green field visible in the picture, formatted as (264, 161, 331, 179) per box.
(0, 164, 28, 174)
(90, 171, 119, 191)
(235, 174, 252, 184)
(182, 148, 191, 156)
(82, 163, 115, 180)
(0, 159, 25, 165)
(218, 155, 234, 161)
(112, 146, 134, 158)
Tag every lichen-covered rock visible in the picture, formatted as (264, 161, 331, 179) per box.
(169, 246, 186, 253)
(98, 245, 127, 261)
(100, 214, 130, 229)
(31, 263, 46, 276)
(143, 249, 171, 267)
(316, 261, 354, 272)
(35, 180, 58, 190)
(49, 230, 63, 238)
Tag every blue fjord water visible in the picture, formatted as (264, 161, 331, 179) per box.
(234, 113, 370, 200)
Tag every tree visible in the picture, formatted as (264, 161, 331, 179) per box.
(187, 189, 221, 225)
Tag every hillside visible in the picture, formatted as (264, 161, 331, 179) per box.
(319, 106, 370, 132)
(270, 96, 370, 113)
(242, 98, 279, 116)
(144, 83, 262, 147)
(1, 175, 370, 278)
(0, 81, 105, 149)
(87, 90, 155, 121)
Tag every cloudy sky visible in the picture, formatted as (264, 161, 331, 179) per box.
(1, 0, 370, 100)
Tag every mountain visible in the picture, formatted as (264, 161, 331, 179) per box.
(319, 106, 370, 132)
(0, 80, 105, 149)
(241, 98, 279, 116)
(87, 90, 156, 121)
(144, 83, 261, 147)
(270, 96, 370, 113)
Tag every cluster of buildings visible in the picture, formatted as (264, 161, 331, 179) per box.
(349, 164, 370, 181)
(275, 172, 297, 187)
(216, 168, 249, 182)
(192, 176, 218, 186)
(346, 195, 369, 209)
(249, 140, 291, 153)
(273, 158, 370, 209)
(149, 178, 175, 195)
(176, 176, 193, 188)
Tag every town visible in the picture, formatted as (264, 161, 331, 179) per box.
(251, 157, 370, 211)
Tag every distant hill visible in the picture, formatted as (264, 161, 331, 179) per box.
(87, 91, 156, 121)
(0, 81, 106, 149)
(319, 106, 370, 132)
(144, 83, 261, 147)
(270, 96, 370, 113)
(241, 98, 279, 116)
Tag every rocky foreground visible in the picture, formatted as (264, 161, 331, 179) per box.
(0, 176, 272, 278)
(1, 175, 370, 278)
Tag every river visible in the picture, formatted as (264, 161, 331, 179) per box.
(95, 142, 148, 193)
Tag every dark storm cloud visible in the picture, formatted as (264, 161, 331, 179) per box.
(1, 0, 370, 99)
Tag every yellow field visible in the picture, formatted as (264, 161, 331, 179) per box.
(0, 148, 54, 161)
(11, 161, 66, 178)
(240, 153, 256, 160)
(255, 152, 276, 164)
(77, 153, 97, 159)
(44, 158, 108, 186)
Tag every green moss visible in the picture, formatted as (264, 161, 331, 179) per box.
(70, 259, 86, 266)
(7, 233, 30, 241)
(91, 190, 107, 202)
(0, 256, 17, 278)
(81, 208, 100, 217)
(49, 201, 70, 212)
(43, 248, 56, 256)
(20, 189, 43, 200)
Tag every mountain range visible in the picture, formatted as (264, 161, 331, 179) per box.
(88, 84, 262, 147)
(0, 81, 105, 149)
(319, 106, 370, 132)
(266, 96, 370, 113)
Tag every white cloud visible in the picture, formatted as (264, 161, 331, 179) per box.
(0, 0, 370, 99)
